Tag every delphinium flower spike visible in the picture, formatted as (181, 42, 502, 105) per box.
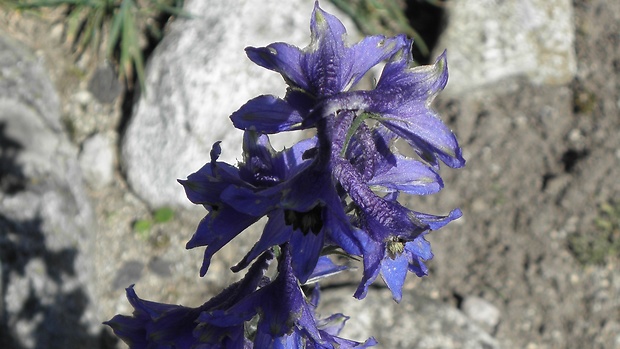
(230, 5, 464, 300)
(107, 1, 464, 347)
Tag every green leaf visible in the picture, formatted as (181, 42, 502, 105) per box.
(153, 207, 174, 223)
(107, 3, 124, 55)
(118, 0, 134, 79)
(14, 0, 81, 8)
(65, 5, 85, 44)
(116, 0, 147, 93)
(133, 219, 152, 233)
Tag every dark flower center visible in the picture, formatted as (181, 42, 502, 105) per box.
(284, 205, 323, 235)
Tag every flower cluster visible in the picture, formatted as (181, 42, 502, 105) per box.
(106, 2, 464, 348)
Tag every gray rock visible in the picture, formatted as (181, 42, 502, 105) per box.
(0, 33, 62, 132)
(147, 256, 173, 278)
(0, 35, 105, 348)
(121, 0, 357, 208)
(461, 296, 501, 334)
(112, 260, 144, 290)
(319, 287, 501, 349)
(436, 0, 576, 95)
(79, 132, 115, 189)
(87, 65, 122, 104)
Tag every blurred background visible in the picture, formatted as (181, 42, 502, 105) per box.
(1, 0, 618, 348)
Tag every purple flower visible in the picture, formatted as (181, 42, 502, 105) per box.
(200, 245, 375, 348)
(353, 207, 462, 302)
(348, 47, 465, 169)
(277, 285, 378, 349)
(304, 255, 348, 285)
(181, 133, 341, 281)
(230, 1, 407, 133)
(313, 103, 461, 301)
(225, 164, 365, 284)
(104, 251, 274, 348)
(181, 132, 362, 283)
(178, 141, 264, 276)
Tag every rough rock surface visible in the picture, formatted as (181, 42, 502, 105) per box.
(0, 36, 106, 348)
(79, 132, 115, 190)
(319, 288, 500, 349)
(121, 0, 355, 208)
(414, 2, 620, 344)
(437, 0, 576, 95)
(461, 296, 501, 334)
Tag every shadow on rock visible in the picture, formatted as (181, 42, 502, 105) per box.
(0, 120, 117, 349)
